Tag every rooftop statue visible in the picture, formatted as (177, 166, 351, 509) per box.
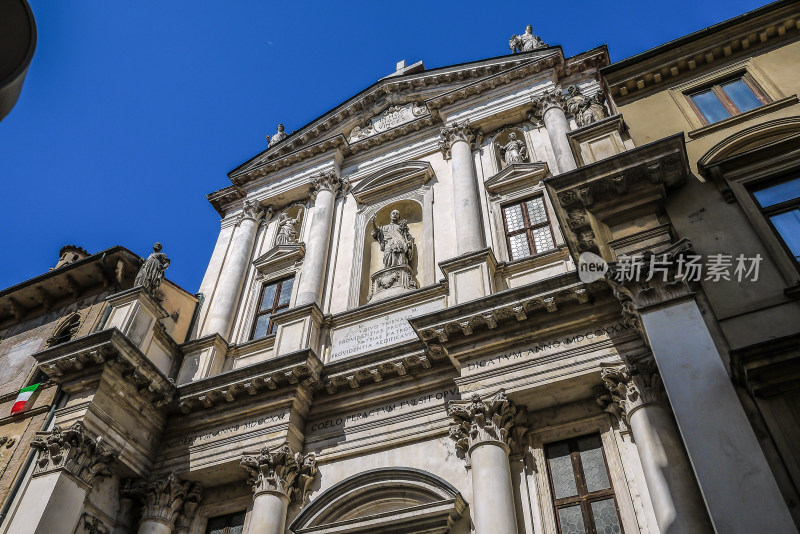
(496, 132, 528, 166)
(510, 25, 547, 53)
(371, 209, 414, 268)
(135, 242, 170, 296)
(267, 123, 287, 147)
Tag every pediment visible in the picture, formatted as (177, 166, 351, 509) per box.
(698, 115, 800, 170)
(350, 161, 434, 204)
(252, 243, 305, 272)
(484, 161, 549, 194)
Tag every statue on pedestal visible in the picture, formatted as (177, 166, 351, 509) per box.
(510, 25, 547, 53)
(267, 123, 287, 147)
(371, 210, 414, 268)
(275, 208, 303, 245)
(496, 132, 528, 166)
(135, 243, 170, 296)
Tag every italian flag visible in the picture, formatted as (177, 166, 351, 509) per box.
(11, 383, 40, 415)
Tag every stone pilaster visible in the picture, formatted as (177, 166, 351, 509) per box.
(30, 421, 119, 488)
(530, 86, 577, 173)
(123, 473, 203, 534)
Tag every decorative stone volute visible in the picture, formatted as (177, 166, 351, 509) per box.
(236, 199, 265, 226)
(123, 473, 203, 529)
(310, 170, 345, 200)
(30, 421, 119, 488)
(438, 120, 480, 160)
(447, 389, 527, 455)
(240, 443, 318, 503)
(530, 85, 567, 120)
(600, 355, 668, 424)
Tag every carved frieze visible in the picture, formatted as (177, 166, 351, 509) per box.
(30, 422, 119, 488)
(439, 121, 481, 160)
(600, 354, 668, 424)
(240, 443, 318, 503)
(447, 389, 528, 455)
(349, 102, 429, 143)
(123, 473, 203, 529)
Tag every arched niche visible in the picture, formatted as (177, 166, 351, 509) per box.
(289, 467, 467, 534)
(491, 125, 535, 172)
(270, 202, 307, 248)
(347, 161, 435, 308)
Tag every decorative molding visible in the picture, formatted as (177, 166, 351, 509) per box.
(240, 443, 318, 503)
(600, 354, 668, 424)
(253, 243, 306, 275)
(349, 160, 434, 205)
(123, 473, 203, 529)
(530, 85, 567, 120)
(310, 170, 346, 201)
(484, 162, 549, 195)
(438, 120, 481, 160)
(348, 102, 429, 142)
(30, 421, 119, 488)
(447, 389, 528, 455)
(236, 199, 265, 226)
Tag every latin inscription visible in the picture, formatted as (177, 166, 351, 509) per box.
(330, 299, 443, 360)
(163, 412, 287, 449)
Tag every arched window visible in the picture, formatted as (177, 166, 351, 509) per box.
(49, 314, 80, 346)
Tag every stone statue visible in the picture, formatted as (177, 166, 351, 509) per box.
(371, 210, 414, 268)
(565, 85, 608, 127)
(509, 25, 546, 53)
(135, 243, 170, 295)
(495, 132, 528, 165)
(267, 123, 287, 147)
(275, 208, 303, 245)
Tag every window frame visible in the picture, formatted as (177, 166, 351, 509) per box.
(750, 176, 800, 266)
(249, 276, 294, 340)
(686, 73, 770, 126)
(501, 194, 557, 261)
(204, 510, 247, 534)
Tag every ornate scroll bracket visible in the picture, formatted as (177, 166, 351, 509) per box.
(122, 473, 203, 530)
(438, 120, 481, 160)
(447, 389, 528, 457)
(599, 354, 668, 425)
(30, 421, 119, 488)
(240, 443, 318, 504)
(310, 170, 347, 201)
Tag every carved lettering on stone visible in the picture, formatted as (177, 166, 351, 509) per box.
(447, 389, 528, 456)
(240, 443, 318, 503)
(349, 102, 429, 142)
(30, 421, 119, 488)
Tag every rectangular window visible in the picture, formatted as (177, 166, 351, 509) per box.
(753, 177, 800, 264)
(502, 195, 556, 260)
(687, 75, 769, 125)
(546, 434, 623, 534)
(205, 510, 246, 534)
(250, 276, 294, 340)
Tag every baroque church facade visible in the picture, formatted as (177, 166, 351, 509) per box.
(1, 2, 800, 533)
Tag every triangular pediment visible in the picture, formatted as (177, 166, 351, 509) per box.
(484, 162, 550, 194)
(252, 243, 305, 272)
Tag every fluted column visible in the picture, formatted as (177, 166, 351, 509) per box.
(240, 443, 318, 534)
(531, 86, 577, 174)
(8, 422, 119, 534)
(448, 390, 526, 534)
(295, 171, 343, 307)
(201, 199, 264, 339)
(123, 473, 203, 534)
(439, 121, 485, 255)
(600, 357, 712, 534)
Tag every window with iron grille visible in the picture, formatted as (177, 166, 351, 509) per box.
(250, 276, 294, 340)
(546, 434, 623, 534)
(501, 195, 556, 260)
(687, 75, 770, 125)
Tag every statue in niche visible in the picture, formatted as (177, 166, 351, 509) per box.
(267, 123, 287, 147)
(565, 85, 608, 127)
(509, 25, 547, 53)
(275, 208, 303, 245)
(495, 132, 528, 166)
(371, 209, 414, 268)
(135, 243, 170, 296)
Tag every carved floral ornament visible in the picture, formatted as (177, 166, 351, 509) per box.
(122, 472, 203, 529)
(438, 120, 481, 160)
(447, 389, 529, 456)
(30, 421, 119, 487)
(310, 170, 348, 200)
(529, 85, 608, 127)
(599, 354, 668, 425)
(348, 102, 429, 143)
(240, 443, 318, 503)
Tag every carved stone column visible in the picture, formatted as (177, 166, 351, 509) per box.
(448, 390, 526, 534)
(7, 422, 119, 534)
(600, 357, 712, 534)
(201, 199, 264, 340)
(439, 121, 486, 255)
(530, 86, 577, 174)
(123, 473, 203, 534)
(607, 239, 797, 533)
(295, 171, 344, 307)
(240, 443, 318, 534)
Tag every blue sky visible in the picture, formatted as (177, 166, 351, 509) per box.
(0, 0, 770, 292)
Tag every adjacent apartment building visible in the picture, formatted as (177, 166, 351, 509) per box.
(1, 1, 798, 533)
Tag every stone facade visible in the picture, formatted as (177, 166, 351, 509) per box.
(2, 4, 800, 534)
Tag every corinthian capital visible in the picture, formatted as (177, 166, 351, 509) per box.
(600, 355, 668, 424)
(530, 85, 567, 120)
(30, 421, 119, 488)
(447, 389, 527, 456)
(310, 170, 345, 201)
(122, 473, 203, 529)
(236, 199, 265, 226)
(438, 120, 480, 160)
(240, 443, 318, 503)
